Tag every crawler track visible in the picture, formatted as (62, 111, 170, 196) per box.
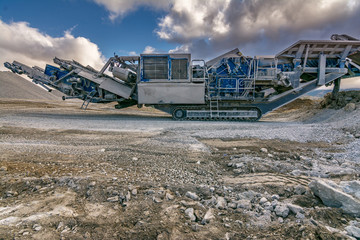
(171, 106, 262, 121)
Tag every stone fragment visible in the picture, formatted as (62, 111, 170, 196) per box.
(6, 191, 18, 197)
(180, 200, 197, 207)
(131, 188, 137, 195)
(201, 208, 215, 225)
(234, 163, 244, 168)
(57, 222, 64, 231)
(216, 196, 227, 210)
(271, 200, 278, 208)
(107, 196, 119, 202)
(125, 191, 131, 201)
(157, 232, 169, 240)
(203, 196, 216, 206)
(235, 220, 243, 226)
(228, 202, 237, 209)
(296, 212, 305, 219)
(0, 166, 7, 171)
(33, 224, 42, 231)
(185, 208, 196, 222)
(186, 191, 200, 201)
(271, 194, 280, 200)
(294, 185, 307, 195)
(344, 102, 356, 111)
(274, 205, 289, 218)
(194, 209, 204, 221)
(263, 201, 273, 211)
(287, 203, 304, 214)
(309, 179, 360, 217)
(166, 192, 174, 200)
(345, 225, 360, 239)
(153, 197, 163, 203)
(191, 223, 203, 232)
(237, 200, 252, 210)
(259, 197, 268, 205)
(340, 181, 360, 199)
(260, 148, 268, 153)
(67, 179, 77, 189)
(249, 213, 272, 228)
(147, 189, 155, 195)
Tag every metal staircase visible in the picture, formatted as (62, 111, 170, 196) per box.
(208, 82, 219, 118)
(81, 91, 96, 110)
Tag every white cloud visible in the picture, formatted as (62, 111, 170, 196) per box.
(168, 44, 190, 53)
(143, 46, 156, 54)
(156, 0, 231, 42)
(0, 20, 105, 71)
(155, 0, 360, 58)
(95, 0, 360, 59)
(93, 0, 172, 21)
(128, 51, 138, 56)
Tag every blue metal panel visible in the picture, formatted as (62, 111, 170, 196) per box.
(44, 64, 69, 79)
(207, 57, 251, 97)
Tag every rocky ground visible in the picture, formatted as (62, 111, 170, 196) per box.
(0, 72, 360, 239)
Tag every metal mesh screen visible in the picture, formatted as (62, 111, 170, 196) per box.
(143, 57, 168, 79)
(171, 59, 188, 79)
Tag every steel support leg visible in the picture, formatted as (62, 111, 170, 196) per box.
(332, 78, 341, 98)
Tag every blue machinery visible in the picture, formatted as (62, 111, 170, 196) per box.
(4, 34, 360, 121)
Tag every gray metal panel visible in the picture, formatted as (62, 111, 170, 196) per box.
(99, 79, 133, 99)
(206, 48, 241, 67)
(77, 70, 133, 98)
(138, 82, 205, 104)
(77, 71, 104, 84)
(317, 54, 326, 85)
(117, 56, 140, 61)
(276, 40, 360, 59)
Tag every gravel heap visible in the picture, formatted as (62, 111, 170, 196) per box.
(321, 90, 360, 109)
(0, 71, 62, 100)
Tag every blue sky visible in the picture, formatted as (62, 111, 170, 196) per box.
(1, 0, 360, 78)
(0, 0, 176, 58)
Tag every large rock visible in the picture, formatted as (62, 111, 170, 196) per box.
(274, 204, 289, 218)
(309, 179, 360, 217)
(345, 225, 360, 239)
(340, 181, 360, 199)
(185, 208, 196, 222)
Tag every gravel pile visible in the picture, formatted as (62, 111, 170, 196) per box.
(321, 91, 360, 109)
(0, 71, 62, 100)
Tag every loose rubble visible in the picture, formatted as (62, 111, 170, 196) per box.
(0, 90, 360, 239)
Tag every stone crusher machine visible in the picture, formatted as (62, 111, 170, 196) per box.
(4, 34, 360, 121)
